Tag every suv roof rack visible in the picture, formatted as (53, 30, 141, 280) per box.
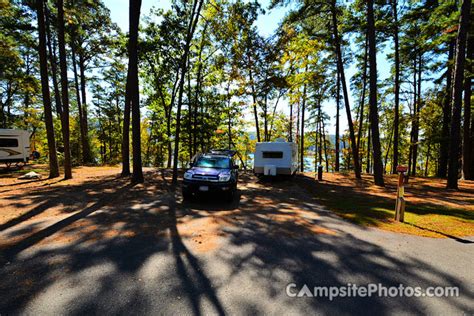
(209, 149, 237, 157)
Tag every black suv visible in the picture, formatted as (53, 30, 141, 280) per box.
(182, 150, 239, 202)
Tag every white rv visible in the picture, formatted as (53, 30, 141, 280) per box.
(0, 129, 31, 166)
(253, 142, 298, 176)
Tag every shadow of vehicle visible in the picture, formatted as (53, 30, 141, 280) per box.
(181, 189, 242, 211)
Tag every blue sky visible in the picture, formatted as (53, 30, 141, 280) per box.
(103, 0, 395, 134)
(103, 0, 288, 36)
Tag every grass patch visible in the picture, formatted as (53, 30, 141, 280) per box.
(297, 173, 474, 239)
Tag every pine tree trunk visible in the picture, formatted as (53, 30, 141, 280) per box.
(384, 124, 394, 173)
(57, 0, 72, 179)
(0, 92, 5, 128)
(172, 0, 204, 184)
(247, 33, 260, 143)
(366, 125, 371, 174)
(128, 0, 143, 183)
(367, 0, 384, 186)
(296, 97, 300, 166)
(391, 0, 400, 174)
(122, 67, 131, 176)
(300, 82, 307, 172)
(44, 5, 62, 117)
(411, 54, 422, 176)
(23, 53, 31, 128)
(425, 143, 431, 177)
(264, 95, 269, 141)
(194, 28, 206, 155)
(268, 91, 283, 140)
(158, 66, 180, 169)
(289, 89, 293, 142)
(408, 58, 417, 176)
(331, 0, 361, 179)
(71, 39, 89, 165)
(36, 0, 59, 178)
(78, 53, 92, 163)
(249, 66, 260, 143)
(462, 33, 473, 179)
(226, 83, 232, 149)
(316, 104, 323, 166)
(470, 88, 474, 180)
(408, 124, 413, 176)
(166, 109, 172, 168)
(439, 40, 455, 178)
(314, 118, 318, 173)
(447, 0, 471, 189)
(322, 115, 329, 172)
(97, 103, 104, 163)
(335, 71, 340, 172)
(187, 59, 193, 160)
(115, 95, 122, 154)
(173, 70, 187, 182)
(318, 106, 323, 166)
(342, 139, 347, 169)
(356, 33, 368, 169)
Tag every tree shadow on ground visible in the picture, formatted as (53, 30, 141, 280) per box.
(295, 174, 474, 234)
(178, 172, 473, 313)
(0, 169, 227, 315)
(0, 175, 121, 233)
(0, 170, 472, 314)
(216, 216, 473, 313)
(405, 223, 474, 243)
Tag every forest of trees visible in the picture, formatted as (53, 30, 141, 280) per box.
(0, 0, 472, 189)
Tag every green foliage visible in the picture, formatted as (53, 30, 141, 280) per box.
(1, 0, 471, 180)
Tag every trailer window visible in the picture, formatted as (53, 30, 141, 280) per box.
(0, 138, 18, 147)
(262, 151, 283, 159)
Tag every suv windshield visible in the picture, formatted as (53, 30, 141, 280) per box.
(195, 156, 230, 169)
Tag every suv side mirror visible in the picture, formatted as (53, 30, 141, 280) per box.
(233, 165, 239, 170)
(189, 162, 194, 168)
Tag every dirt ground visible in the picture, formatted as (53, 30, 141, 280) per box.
(0, 165, 473, 314)
(0, 165, 343, 255)
(0, 165, 473, 252)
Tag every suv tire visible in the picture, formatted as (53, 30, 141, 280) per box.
(183, 190, 192, 201)
(226, 190, 234, 203)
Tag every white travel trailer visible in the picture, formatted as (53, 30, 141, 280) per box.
(0, 129, 31, 166)
(253, 142, 298, 176)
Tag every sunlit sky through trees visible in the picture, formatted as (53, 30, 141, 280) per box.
(103, 0, 433, 135)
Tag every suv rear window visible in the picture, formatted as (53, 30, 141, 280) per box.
(0, 138, 18, 147)
(263, 151, 283, 159)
